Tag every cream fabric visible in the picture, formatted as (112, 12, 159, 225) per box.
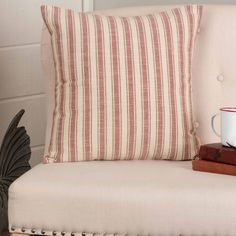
(9, 160, 236, 235)
(41, 5, 202, 162)
(41, 5, 236, 156)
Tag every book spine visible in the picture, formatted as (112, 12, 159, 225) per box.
(199, 146, 236, 166)
(192, 160, 236, 176)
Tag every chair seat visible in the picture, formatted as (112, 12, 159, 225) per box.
(9, 160, 236, 236)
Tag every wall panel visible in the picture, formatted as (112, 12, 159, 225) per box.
(0, 95, 46, 148)
(94, 0, 236, 10)
(0, 45, 43, 99)
(0, 0, 84, 47)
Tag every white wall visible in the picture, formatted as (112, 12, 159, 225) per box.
(94, 0, 236, 10)
(0, 0, 93, 166)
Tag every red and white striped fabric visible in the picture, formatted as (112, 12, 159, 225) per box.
(41, 5, 203, 163)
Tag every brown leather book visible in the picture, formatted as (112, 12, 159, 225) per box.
(199, 143, 236, 165)
(192, 159, 236, 176)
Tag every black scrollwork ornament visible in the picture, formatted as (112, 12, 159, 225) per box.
(0, 109, 31, 234)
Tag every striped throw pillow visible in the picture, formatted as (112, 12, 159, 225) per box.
(41, 5, 202, 163)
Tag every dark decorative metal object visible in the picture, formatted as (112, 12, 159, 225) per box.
(0, 109, 31, 234)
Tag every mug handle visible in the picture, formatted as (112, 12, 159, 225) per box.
(211, 114, 221, 137)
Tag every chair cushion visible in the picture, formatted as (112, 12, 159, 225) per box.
(9, 160, 236, 235)
(41, 5, 202, 163)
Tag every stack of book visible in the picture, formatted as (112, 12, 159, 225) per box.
(192, 143, 236, 176)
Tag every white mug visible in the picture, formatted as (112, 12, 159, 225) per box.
(211, 107, 236, 147)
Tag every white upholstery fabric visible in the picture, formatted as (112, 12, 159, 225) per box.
(9, 160, 236, 235)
